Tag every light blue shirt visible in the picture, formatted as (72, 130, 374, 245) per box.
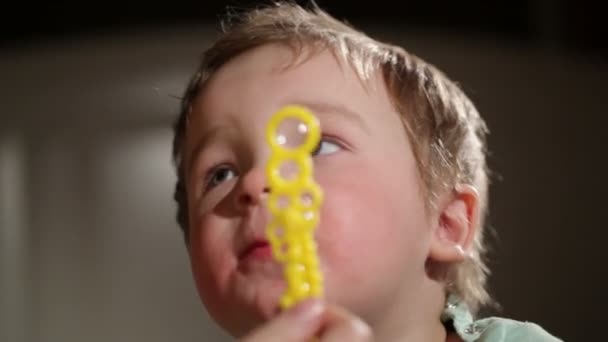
(441, 295, 563, 341)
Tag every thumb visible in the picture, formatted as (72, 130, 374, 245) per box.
(241, 299, 324, 342)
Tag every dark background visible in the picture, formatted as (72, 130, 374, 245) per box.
(1, 1, 605, 341)
(2, 0, 607, 60)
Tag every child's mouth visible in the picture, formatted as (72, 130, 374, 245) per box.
(239, 240, 273, 261)
(238, 240, 281, 276)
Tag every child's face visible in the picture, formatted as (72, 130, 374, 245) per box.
(184, 44, 435, 336)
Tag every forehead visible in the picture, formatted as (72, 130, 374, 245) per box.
(183, 42, 414, 180)
(193, 43, 392, 119)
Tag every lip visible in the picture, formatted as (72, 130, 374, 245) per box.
(239, 240, 273, 261)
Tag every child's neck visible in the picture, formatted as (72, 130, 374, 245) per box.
(367, 279, 447, 341)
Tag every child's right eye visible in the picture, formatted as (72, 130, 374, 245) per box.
(205, 164, 237, 191)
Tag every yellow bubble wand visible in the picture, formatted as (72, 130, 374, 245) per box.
(265, 105, 324, 310)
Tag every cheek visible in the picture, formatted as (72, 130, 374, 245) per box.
(188, 215, 236, 302)
(315, 162, 431, 288)
(187, 186, 238, 283)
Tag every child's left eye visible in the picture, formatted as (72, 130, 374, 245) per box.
(312, 138, 341, 156)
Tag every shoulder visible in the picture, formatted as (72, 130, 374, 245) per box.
(470, 317, 563, 342)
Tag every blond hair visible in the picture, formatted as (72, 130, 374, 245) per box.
(172, 2, 491, 313)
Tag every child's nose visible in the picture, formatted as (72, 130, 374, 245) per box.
(235, 166, 270, 210)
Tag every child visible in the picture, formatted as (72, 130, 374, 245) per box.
(170, 2, 562, 341)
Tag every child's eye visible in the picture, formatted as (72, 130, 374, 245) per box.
(205, 165, 237, 190)
(312, 138, 341, 156)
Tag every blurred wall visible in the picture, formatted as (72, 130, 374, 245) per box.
(0, 25, 605, 341)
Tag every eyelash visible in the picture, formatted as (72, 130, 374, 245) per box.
(201, 135, 346, 193)
(203, 163, 238, 192)
(312, 136, 342, 156)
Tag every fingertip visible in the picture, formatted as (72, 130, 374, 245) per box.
(241, 299, 325, 342)
(287, 298, 324, 322)
(318, 306, 373, 342)
(351, 317, 373, 340)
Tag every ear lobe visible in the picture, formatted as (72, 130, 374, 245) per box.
(429, 184, 479, 263)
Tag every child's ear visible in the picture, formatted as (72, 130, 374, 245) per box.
(429, 184, 479, 263)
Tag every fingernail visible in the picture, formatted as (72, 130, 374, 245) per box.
(290, 299, 323, 321)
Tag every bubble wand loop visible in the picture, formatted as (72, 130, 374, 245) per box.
(265, 105, 324, 310)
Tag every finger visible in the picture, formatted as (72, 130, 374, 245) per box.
(241, 299, 324, 342)
(319, 306, 372, 342)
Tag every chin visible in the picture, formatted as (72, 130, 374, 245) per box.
(254, 277, 286, 318)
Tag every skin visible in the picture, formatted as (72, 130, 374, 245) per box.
(182, 43, 478, 341)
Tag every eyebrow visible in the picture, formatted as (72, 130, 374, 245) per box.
(291, 100, 370, 135)
(186, 125, 225, 176)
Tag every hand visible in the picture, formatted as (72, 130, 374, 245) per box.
(240, 299, 372, 342)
